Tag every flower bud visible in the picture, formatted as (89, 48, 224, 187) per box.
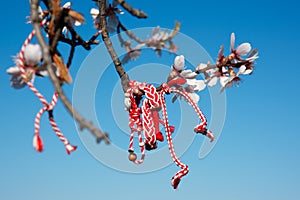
(24, 44, 42, 66)
(173, 55, 185, 71)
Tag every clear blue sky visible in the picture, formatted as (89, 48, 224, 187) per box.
(1, 0, 300, 199)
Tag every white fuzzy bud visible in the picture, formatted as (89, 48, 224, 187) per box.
(124, 97, 131, 110)
(24, 44, 42, 66)
(236, 43, 251, 56)
(173, 55, 185, 71)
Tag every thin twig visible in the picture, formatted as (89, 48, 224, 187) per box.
(195, 59, 251, 75)
(66, 23, 91, 50)
(118, 22, 145, 44)
(116, 25, 126, 46)
(31, 0, 110, 144)
(66, 37, 75, 68)
(161, 22, 181, 43)
(117, 0, 147, 19)
(58, 32, 99, 49)
(49, 7, 67, 53)
(100, 0, 130, 92)
(87, 30, 102, 45)
(196, 64, 218, 74)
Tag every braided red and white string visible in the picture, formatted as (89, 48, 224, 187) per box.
(142, 99, 157, 149)
(127, 78, 212, 189)
(142, 84, 164, 149)
(19, 19, 76, 154)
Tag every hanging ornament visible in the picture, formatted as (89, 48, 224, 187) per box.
(16, 19, 76, 154)
(125, 75, 214, 189)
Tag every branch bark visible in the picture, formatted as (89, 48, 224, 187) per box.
(100, 0, 130, 92)
(117, 0, 147, 19)
(195, 58, 251, 74)
(31, 0, 110, 144)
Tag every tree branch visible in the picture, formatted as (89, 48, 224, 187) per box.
(118, 22, 145, 44)
(31, 0, 110, 144)
(57, 30, 100, 50)
(66, 36, 76, 68)
(100, 0, 130, 92)
(195, 58, 252, 75)
(117, 0, 147, 19)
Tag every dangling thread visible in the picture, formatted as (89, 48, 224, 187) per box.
(18, 19, 76, 154)
(160, 84, 189, 189)
(127, 84, 145, 164)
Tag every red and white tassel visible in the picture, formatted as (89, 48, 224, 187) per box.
(33, 134, 43, 153)
(33, 106, 47, 152)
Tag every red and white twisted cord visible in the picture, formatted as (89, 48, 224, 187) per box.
(160, 85, 189, 189)
(33, 106, 48, 152)
(19, 19, 76, 154)
(134, 130, 145, 164)
(48, 93, 77, 154)
(18, 25, 48, 107)
(128, 93, 145, 164)
(49, 118, 77, 155)
(168, 88, 207, 133)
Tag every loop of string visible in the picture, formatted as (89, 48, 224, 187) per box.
(19, 19, 76, 154)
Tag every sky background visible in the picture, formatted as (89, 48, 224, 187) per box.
(0, 0, 300, 199)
